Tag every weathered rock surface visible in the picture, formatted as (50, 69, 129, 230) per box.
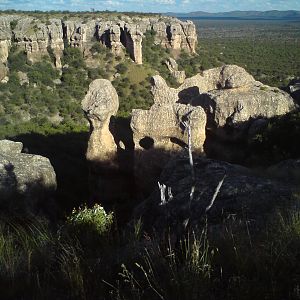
(17, 71, 29, 85)
(82, 79, 119, 163)
(135, 155, 298, 232)
(0, 140, 57, 213)
(0, 14, 197, 66)
(0, 16, 13, 64)
(165, 57, 186, 83)
(149, 65, 296, 138)
(130, 74, 207, 194)
(131, 78, 206, 153)
(82, 79, 137, 205)
(129, 65, 297, 191)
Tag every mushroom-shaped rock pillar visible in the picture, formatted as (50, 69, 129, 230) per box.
(82, 79, 119, 163)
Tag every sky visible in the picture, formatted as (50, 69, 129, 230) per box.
(0, 0, 300, 13)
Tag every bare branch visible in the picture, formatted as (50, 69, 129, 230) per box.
(205, 175, 226, 213)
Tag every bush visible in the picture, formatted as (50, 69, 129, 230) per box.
(64, 204, 113, 248)
(116, 63, 128, 74)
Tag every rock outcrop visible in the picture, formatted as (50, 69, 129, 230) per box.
(0, 14, 197, 66)
(130, 75, 207, 193)
(165, 57, 186, 83)
(0, 16, 13, 64)
(128, 65, 297, 190)
(82, 79, 137, 205)
(82, 65, 297, 203)
(0, 140, 57, 213)
(131, 75, 206, 153)
(147, 65, 296, 139)
(82, 79, 119, 163)
(135, 155, 298, 232)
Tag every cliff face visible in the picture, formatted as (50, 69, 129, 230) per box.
(0, 14, 197, 68)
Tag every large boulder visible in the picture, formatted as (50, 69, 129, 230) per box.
(135, 155, 298, 232)
(0, 140, 57, 213)
(82, 79, 119, 163)
(197, 84, 296, 130)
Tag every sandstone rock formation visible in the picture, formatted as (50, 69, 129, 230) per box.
(165, 57, 186, 83)
(124, 23, 143, 65)
(129, 65, 297, 187)
(131, 76, 206, 153)
(0, 16, 13, 64)
(82, 79, 119, 163)
(82, 79, 137, 205)
(0, 14, 197, 66)
(135, 155, 298, 232)
(81, 79, 119, 162)
(130, 74, 207, 194)
(0, 140, 57, 213)
(147, 65, 296, 138)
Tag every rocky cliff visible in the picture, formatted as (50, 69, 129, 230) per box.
(0, 14, 197, 68)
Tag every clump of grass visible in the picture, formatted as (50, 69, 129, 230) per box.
(0, 217, 55, 298)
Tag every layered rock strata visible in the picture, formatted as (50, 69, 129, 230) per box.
(0, 14, 197, 67)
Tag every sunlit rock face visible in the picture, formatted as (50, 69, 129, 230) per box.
(144, 65, 296, 134)
(131, 75, 207, 153)
(0, 14, 197, 66)
(130, 65, 297, 187)
(82, 79, 119, 163)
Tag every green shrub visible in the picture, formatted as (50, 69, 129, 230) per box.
(64, 204, 113, 249)
(116, 62, 128, 74)
(9, 20, 18, 30)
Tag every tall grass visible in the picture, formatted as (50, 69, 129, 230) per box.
(1, 207, 300, 299)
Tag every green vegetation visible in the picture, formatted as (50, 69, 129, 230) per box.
(0, 45, 88, 132)
(249, 111, 300, 165)
(1, 207, 300, 299)
(0, 15, 300, 300)
(176, 19, 300, 87)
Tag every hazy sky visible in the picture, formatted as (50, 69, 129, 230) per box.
(0, 0, 300, 13)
